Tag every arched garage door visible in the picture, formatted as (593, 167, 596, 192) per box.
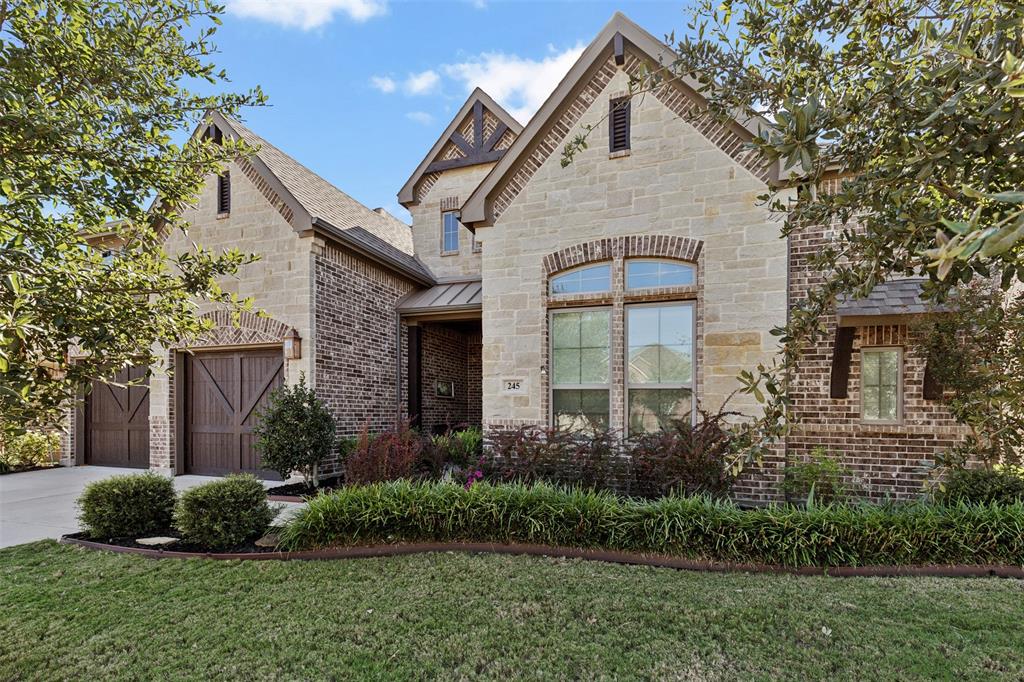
(183, 349, 283, 477)
(85, 366, 150, 468)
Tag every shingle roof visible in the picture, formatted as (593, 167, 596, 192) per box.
(397, 279, 483, 316)
(220, 115, 433, 283)
(836, 278, 948, 323)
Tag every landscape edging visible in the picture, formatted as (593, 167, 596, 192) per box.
(58, 534, 1024, 578)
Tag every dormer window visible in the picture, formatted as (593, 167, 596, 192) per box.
(609, 97, 631, 153)
(217, 172, 230, 215)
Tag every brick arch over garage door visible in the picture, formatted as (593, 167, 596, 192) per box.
(181, 311, 291, 478)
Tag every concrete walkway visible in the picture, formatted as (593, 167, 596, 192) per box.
(0, 466, 298, 548)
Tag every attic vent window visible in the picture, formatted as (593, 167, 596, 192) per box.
(609, 97, 631, 153)
(217, 172, 230, 215)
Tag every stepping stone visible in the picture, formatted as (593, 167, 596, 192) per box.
(136, 536, 178, 547)
(255, 533, 280, 548)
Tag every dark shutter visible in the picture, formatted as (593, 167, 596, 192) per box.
(217, 172, 230, 214)
(829, 327, 856, 399)
(609, 97, 631, 152)
(922, 361, 943, 400)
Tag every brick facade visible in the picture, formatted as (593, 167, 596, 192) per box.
(418, 323, 482, 433)
(313, 239, 416, 473)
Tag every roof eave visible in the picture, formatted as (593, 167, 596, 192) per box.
(312, 217, 434, 286)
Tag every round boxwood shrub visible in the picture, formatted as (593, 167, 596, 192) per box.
(78, 472, 176, 539)
(174, 474, 278, 550)
(935, 467, 1024, 505)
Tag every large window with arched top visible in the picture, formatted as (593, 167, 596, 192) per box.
(549, 263, 612, 296)
(626, 260, 695, 290)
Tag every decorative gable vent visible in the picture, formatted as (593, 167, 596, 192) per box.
(609, 97, 631, 153)
(217, 172, 230, 215)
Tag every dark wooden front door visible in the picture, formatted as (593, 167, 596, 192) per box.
(184, 349, 283, 477)
(85, 366, 150, 468)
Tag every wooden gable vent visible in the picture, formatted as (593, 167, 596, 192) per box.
(609, 97, 631, 153)
(217, 172, 230, 215)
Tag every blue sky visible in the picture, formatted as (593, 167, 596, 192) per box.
(209, 1, 689, 220)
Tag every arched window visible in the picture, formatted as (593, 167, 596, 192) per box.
(626, 260, 695, 290)
(549, 263, 612, 295)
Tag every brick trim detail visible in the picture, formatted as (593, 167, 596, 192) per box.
(193, 310, 291, 348)
(543, 234, 703, 276)
(235, 155, 295, 226)
(490, 52, 769, 222)
(439, 196, 460, 211)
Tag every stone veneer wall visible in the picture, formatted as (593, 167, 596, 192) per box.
(786, 216, 967, 502)
(408, 165, 491, 280)
(313, 239, 416, 474)
(476, 59, 789, 499)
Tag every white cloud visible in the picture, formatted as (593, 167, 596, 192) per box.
(467, 0, 487, 8)
(406, 111, 434, 125)
(443, 43, 586, 122)
(226, 0, 387, 30)
(404, 70, 440, 95)
(370, 75, 396, 93)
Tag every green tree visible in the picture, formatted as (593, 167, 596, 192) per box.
(253, 375, 337, 487)
(564, 1, 1024, 450)
(0, 0, 265, 437)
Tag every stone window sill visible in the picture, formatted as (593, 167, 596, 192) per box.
(609, 149, 631, 160)
(216, 212, 230, 220)
(440, 250, 459, 257)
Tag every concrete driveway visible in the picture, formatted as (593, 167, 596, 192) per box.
(0, 466, 297, 548)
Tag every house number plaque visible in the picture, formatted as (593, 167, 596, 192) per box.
(502, 379, 526, 394)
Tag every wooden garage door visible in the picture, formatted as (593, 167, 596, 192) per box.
(184, 349, 283, 477)
(85, 366, 150, 468)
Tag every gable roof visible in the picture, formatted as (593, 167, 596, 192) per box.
(836, 278, 950, 327)
(206, 111, 433, 286)
(460, 12, 777, 229)
(398, 88, 522, 208)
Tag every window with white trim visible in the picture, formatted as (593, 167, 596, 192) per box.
(442, 211, 460, 254)
(549, 264, 612, 296)
(861, 347, 901, 422)
(550, 309, 610, 431)
(627, 303, 695, 432)
(626, 260, 695, 289)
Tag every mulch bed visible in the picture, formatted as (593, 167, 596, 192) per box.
(58, 534, 1024, 578)
(265, 475, 345, 501)
(61, 531, 280, 555)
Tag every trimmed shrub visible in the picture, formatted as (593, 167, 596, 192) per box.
(78, 472, 176, 539)
(174, 474, 278, 550)
(935, 467, 1024, 506)
(782, 447, 858, 504)
(628, 410, 737, 498)
(253, 375, 336, 486)
(343, 422, 424, 485)
(278, 480, 1024, 567)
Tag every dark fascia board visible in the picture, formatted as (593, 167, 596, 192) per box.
(460, 11, 778, 229)
(837, 312, 940, 328)
(311, 217, 434, 287)
(397, 88, 523, 208)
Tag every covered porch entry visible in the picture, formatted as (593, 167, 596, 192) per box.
(398, 279, 482, 434)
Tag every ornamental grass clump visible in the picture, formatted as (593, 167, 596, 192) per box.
(278, 480, 1024, 568)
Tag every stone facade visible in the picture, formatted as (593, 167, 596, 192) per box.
(408, 165, 490, 279)
(476, 63, 789, 438)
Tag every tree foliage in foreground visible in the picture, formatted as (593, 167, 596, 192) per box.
(0, 0, 265, 437)
(563, 0, 1024, 454)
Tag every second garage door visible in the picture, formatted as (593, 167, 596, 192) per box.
(184, 348, 284, 477)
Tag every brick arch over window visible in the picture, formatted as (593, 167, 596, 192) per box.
(542, 235, 703, 277)
(193, 310, 292, 348)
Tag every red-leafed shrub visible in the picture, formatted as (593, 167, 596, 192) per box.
(486, 426, 625, 490)
(343, 422, 425, 485)
(628, 408, 739, 499)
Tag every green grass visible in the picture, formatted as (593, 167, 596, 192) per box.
(1, 542, 1022, 681)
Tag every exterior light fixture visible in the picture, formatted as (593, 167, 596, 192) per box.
(283, 328, 301, 360)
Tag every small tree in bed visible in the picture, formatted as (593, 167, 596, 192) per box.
(253, 375, 336, 487)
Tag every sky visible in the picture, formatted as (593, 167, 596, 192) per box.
(207, 1, 691, 221)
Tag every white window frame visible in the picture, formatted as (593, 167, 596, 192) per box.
(548, 306, 612, 431)
(625, 259, 696, 291)
(441, 210, 460, 255)
(548, 263, 613, 297)
(625, 301, 697, 435)
(860, 346, 903, 424)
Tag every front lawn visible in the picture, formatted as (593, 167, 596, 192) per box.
(1, 543, 1022, 679)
